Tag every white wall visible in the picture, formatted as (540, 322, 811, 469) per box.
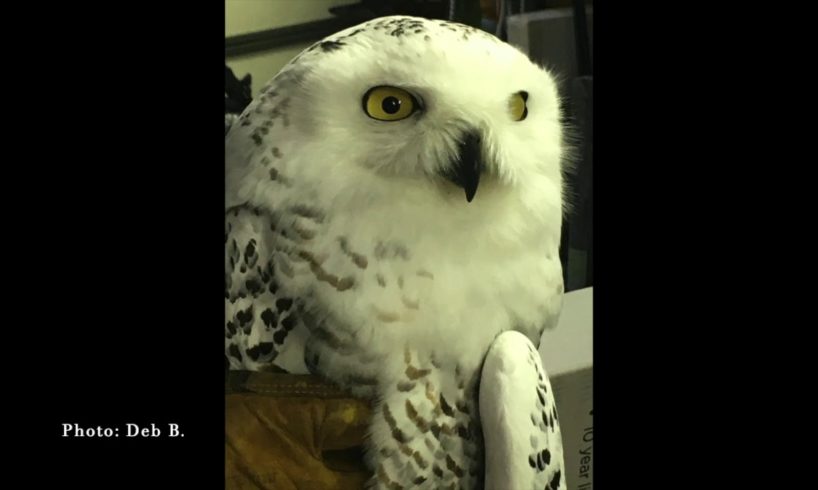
(226, 0, 355, 95)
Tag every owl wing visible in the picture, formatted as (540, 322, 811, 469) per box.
(225, 204, 310, 373)
(224, 63, 340, 374)
(479, 330, 566, 490)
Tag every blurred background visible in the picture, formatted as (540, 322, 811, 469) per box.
(225, 0, 592, 292)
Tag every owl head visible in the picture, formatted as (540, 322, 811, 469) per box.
(227, 16, 565, 230)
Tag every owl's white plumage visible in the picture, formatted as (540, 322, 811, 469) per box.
(226, 16, 566, 488)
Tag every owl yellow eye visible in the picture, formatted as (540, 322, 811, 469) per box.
(363, 86, 419, 121)
(509, 91, 529, 121)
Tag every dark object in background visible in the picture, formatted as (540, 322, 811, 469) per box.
(562, 0, 593, 290)
(566, 77, 592, 289)
(226, 65, 253, 115)
(226, 65, 253, 134)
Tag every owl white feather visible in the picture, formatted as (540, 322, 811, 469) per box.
(225, 15, 567, 489)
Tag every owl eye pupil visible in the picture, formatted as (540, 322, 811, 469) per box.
(381, 96, 401, 114)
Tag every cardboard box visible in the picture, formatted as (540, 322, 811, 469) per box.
(540, 287, 593, 489)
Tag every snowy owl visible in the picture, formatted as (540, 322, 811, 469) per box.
(226, 15, 567, 490)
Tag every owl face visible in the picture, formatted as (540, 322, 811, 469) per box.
(276, 16, 565, 205)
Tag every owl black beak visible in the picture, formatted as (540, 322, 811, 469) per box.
(443, 129, 484, 202)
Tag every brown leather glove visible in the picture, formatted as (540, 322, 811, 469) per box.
(226, 371, 373, 489)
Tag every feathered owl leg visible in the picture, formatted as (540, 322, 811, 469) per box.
(480, 331, 566, 490)
(364, 347, 484, 489)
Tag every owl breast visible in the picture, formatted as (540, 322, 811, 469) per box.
(295, 211, 563, 374)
